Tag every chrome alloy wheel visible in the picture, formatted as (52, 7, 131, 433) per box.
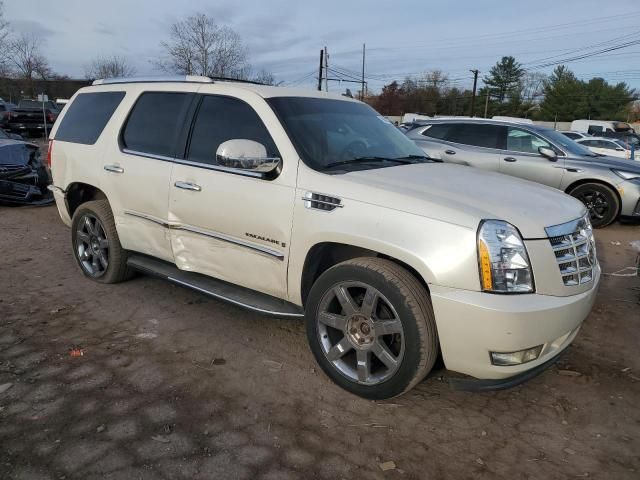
(75, 214, 109, 277)
(317, 282, 405, 385)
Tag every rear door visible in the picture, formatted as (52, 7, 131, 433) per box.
(498, 127, 565, 188)
(438, 123, 505, 171)
(100, 87, 196, 263)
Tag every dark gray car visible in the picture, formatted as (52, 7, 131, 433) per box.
(407, 119, 640, 227)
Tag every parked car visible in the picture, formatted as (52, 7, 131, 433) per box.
(0, 102, 17, 129)
(0, 129, 53, 205)
(570, 119, 636, 136)
(6, 99, 59, 137)
(560, 131, 590, 141)
(407, 119, 640, 227)
(575, 137, 635, 159)
(48, 76, 599, 399)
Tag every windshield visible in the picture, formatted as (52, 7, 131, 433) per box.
(267, 97, 427, 172)
(541, 128, 599, 157)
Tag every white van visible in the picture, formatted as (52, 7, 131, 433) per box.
(570, 119, 636, 136)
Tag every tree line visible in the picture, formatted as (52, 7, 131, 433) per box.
(367, 56, 639, 122)
(0, 4, 276, 100)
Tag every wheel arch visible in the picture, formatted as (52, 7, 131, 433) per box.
(65, 182, 108, 218)
(299, 241, 431, 308)
(565, 178, 622, 212)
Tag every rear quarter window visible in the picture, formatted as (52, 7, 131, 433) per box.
(55, 91, 125, 145)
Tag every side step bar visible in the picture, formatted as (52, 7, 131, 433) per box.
(127, 254, 304, 318)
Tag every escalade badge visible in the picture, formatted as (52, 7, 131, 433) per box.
(245, 232, 285, 248)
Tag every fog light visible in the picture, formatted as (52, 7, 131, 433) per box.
(490, 345, 543, 366)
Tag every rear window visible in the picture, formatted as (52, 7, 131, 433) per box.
(122, 92, 190, 157)
(446, 123, 505, 149)
(421, 124, 451, 140)
(55, 92, 125, 145)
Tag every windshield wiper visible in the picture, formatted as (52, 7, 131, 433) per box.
(323, 155, 427, 170)
(393, 155, 431, 162)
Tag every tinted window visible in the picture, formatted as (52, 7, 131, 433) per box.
(123, 92, 190, 157)
(562, 132, 580, 140)
(422, 124, 451, 140)
(187, 96, 279, 166)
(447, 123, 504, 149)
(507, 128, 552, 154)
(587, 125, 603, 135)
(55, 92, 125, 145)
(580, 140, 597, 147)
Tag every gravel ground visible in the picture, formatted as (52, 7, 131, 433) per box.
(0, 205, 639, 480)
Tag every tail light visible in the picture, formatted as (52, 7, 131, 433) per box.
(46, 140, 53, 168)
(47, 112, 55, 123)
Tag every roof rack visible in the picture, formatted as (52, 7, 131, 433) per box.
(92, 75, 267, 86)
(92, 75, 213, 86)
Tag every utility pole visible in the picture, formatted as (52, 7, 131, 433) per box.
(484, 91, 490, 118)
(324, 46, 329, 92)
(317, 49, 324, 91)
(361, 43, 366, 101)
(469, 69, 479, 117)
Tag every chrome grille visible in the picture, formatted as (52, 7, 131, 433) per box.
(546, 215, 596, 286)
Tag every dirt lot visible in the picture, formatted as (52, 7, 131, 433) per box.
(0, 205, 639, 480)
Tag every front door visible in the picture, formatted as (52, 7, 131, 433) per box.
(498, 126, 565, 189)
(168, 94, 296, 299)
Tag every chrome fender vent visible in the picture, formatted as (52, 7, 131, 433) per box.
(303, 192, 343, 212)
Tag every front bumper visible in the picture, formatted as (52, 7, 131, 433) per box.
(619, 179, 640, 219)
(430, 267, 600, 382)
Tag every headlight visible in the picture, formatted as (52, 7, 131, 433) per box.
(477, 220, 534, 293)
(612, 169, 640, 180)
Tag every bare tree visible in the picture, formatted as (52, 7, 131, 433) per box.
(10, 33, 51, 80)
(252, 69, 278, 86)
(0, 1, 10, 76)
(85, 55, 136, 79)
(156, 13, 249, 79)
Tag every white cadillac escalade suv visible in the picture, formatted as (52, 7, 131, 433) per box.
(48, 76, 600, 399)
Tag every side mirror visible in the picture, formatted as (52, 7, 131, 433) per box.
(216, 139, 280, 173)
(539, 146, 557, 162)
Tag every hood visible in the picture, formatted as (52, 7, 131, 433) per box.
(567, 153, 640, 172)
(331, 163, 586, 238)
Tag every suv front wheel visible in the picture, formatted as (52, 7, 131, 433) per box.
(71, 200, 132, 283)
(305, 257, 438, 399)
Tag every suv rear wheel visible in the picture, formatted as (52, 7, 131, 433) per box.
(71, 200, 132, 283)
(305, 257, 438, 399)
(569, 182, 620, 228)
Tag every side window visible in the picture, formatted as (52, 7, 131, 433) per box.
(588, 125, 603, 135)
(600, 141, 617, 150)
(421, 124, 451, 140)
(122, 92, 190, 157)
(581, 140, 596, 147)
(564, 132, 579, 140)
(447, 123, 504, 149)
(55, 92, 125, 145)
(507, 128, 552, 154)
(187, 95, 279, 166)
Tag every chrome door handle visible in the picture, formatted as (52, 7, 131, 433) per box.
(104, 165, 124, 173)
(445, 150, 456, 155)
(504, 157, 517, 162)
(174, 181, 201, 192)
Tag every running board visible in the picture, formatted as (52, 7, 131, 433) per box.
(126, 254, 304, 318)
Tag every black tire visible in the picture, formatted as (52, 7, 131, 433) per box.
(71, 200, 132, 283)
(305, 257, 438, 399)
(568, 182, 620, 228)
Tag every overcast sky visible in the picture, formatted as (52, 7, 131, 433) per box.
(5, 0, 640, 92)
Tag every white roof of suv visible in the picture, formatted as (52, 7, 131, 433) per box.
(91, 75, 358, 102)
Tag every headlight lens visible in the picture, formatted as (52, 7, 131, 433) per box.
(612, 169, 640, 181)
(477, 220, 534, 293)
